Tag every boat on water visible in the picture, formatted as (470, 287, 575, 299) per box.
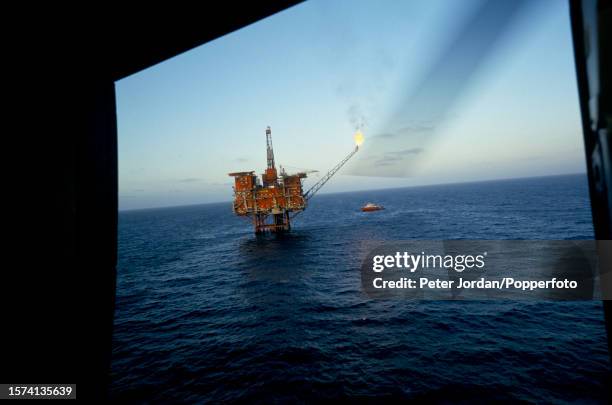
(361, 202, 384, 212)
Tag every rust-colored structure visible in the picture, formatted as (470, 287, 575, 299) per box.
(229, 127, 307, 233)
(229, 126, 359, 233)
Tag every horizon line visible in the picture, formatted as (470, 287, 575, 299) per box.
(119, 171, 587, 213)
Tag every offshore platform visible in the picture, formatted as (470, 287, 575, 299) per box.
(229, 126, 361, 233)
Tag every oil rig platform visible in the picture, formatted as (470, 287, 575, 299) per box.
(229, 126, 361, 233)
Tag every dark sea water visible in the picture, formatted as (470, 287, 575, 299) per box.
(111, 174, 611, 403)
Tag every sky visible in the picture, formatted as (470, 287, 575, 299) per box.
(117, 0, 586, 210)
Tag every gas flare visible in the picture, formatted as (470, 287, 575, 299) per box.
(354, 130, 364, 147)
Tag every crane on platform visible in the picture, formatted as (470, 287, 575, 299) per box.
(287, 145, 359, 221)
(303, 146, 359, 201)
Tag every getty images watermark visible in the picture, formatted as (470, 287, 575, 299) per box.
(361, 240, 612, 300)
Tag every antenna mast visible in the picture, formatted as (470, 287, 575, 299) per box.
(266, 126, 275, 169)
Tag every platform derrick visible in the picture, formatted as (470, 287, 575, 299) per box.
(229, 126, 361, 234)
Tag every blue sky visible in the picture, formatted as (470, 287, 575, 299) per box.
(117, 0, 586, 210)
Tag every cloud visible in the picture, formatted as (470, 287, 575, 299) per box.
(396, 122, 436, 135)
(369, 122, 436, 142)
(372, 148, 425, 167)
(370, 132, 395, 140)
(235, 157, 249, 163)
(177, 177, 203, 183)
(373, 158, 400, 166)
(389, 148, 424, 156)
(373, 161, 396, 167)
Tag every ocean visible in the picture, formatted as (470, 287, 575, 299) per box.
(111, 173, 611, 402)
